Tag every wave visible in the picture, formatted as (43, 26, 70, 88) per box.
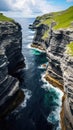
(11, 89, 32, 115)
(28, 30, 35, 34)
(41, 72, 63, 128)
(20, 89, 32, 108)
(41, 72, 63, 96)
(47, 107, 60, 123)
(27, 43, 32, 49)
(26, 44, 45, 55)
(28, 35, 34, 39)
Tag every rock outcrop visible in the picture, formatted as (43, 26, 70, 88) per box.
(0, 21, 25, 118)
(0, 21, 25, 75)
(31, 16, 73, 130)
(30, 23, 49, 50)
(61, 53, 73, 130)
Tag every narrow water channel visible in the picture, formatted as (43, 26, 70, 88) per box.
(0, 18, 63, 130)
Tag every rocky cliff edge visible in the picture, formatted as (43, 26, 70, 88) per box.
(30, 6, 73, 130)
(0, 17, 25, 118)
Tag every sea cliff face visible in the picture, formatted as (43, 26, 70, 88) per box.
(0, 21, 24, 118)
(61, 53, 73, 130)
(31, 13, 73, 130)
(0, 21, 25, 75)
(31, 23, 49, 50)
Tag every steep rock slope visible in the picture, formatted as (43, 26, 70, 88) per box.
(61, 53, 73, 130)
(0, 21, 24, 75)
(31, 24, 49, 50)
(31, 6, 73, 130)
(0, 15, 24, 118)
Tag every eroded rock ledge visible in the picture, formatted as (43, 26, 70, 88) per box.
(0, 21, 25, 118)
(30, 19, 73, 130)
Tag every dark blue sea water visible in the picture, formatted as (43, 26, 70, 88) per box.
(0, 18, 63, 130)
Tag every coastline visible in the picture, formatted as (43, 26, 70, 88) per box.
(0, 18, 25, 119)
(29, 7, 73, 129)
(0, 89, 24, 119)
(44, 73, 64, 92)
(31, 44, 65, 130)
(31, 43, 45, 52)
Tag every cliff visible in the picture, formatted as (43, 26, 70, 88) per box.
(0, 15, 25, 118)
(31, 6, 73, 130)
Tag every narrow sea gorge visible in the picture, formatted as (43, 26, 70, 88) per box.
(0, 18, 63, 130)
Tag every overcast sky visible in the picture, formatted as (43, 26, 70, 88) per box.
(0, 0, 73, 17)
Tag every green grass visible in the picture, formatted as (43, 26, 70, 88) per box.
(42, 30, 49, 40)
(66, 42, 73, 56)
(0, 13, 14, 22)
(36, 6, 73, 30)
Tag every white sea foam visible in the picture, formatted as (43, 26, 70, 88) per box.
(26, 42, 46, 54)
(11, 89, 32, 114)
(20, 89, 32, 108)
(41, 72, 63, 96)
(27, 43, 32, 49)
(41, 72, 49, 84)
(41, 72, 63, 128)
(27, 43, 46, 53)
(38, 65, 46, 69)
(47, 107, 61, 123)
(28, 30, 35, 34)
(22, 56, 29, 70)
(41, 72, 63, 107)
(28, 35, 34, 39)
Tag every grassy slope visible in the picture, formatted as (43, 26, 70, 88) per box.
(67, 42, 73, 56)
(36, 6, 73, 30)
(36, 6, 73, 54)
(0, 13, 14, 22)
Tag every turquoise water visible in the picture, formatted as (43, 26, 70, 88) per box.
(0, 18, 63, 130)
(31, 49, 42, 55)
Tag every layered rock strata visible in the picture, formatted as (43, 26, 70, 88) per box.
(31, 19, 73, 130)
(0, 21, 25, 118)
(0, 21, 25, 75)
(61, 53, 73, 130)
(31, 24, 49, 50)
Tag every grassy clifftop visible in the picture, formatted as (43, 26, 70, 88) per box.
(36, 6, 73, 30)
(0, 13, 13, 22)
(35, 6, 73, 55)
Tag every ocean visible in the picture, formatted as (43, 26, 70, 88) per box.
(0, 18, 63, 130)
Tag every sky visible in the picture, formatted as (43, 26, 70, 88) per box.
(0, 0, 73, 17)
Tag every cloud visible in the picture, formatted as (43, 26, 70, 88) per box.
(66, 0, 73, 2)
(0, 0, 11, 11)
(0, 0, 63, 17)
